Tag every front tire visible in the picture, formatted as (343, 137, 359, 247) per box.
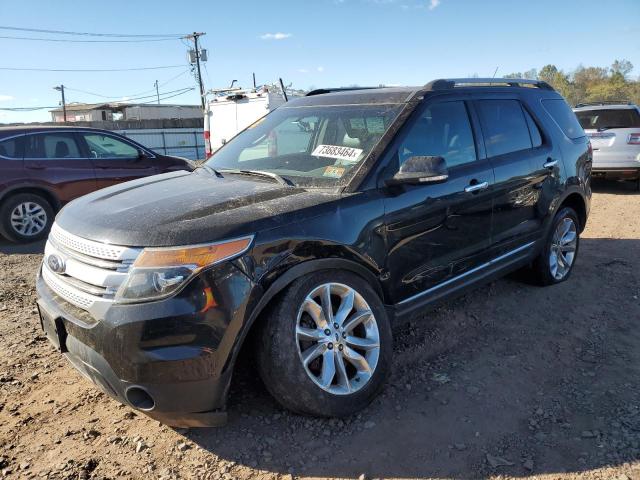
(256, 270, 392, 417)
(531, 207, 580, 285)
(0, 193, 54, 243)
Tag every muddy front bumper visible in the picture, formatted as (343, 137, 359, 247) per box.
(35, 261, 257, 427)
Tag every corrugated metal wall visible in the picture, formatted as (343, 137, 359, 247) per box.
(117, 128, 205, 161)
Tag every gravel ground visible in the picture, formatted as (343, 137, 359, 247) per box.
(1, 179, 639, 480)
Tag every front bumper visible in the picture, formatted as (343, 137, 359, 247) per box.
(35, 261, 257, 427)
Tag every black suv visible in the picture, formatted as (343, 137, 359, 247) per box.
(36, 79, 591, 426)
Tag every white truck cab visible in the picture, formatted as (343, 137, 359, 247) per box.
(204, 86, 286, 158)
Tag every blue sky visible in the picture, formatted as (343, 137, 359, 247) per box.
(1, 0, 639, 123)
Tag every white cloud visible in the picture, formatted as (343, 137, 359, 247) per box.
(0, 95, 13, 102)
(428, 0, 441, 10)
(298, 68, 309, 73)
(317, 66, 325, 72)
(260, 32, 292, 40)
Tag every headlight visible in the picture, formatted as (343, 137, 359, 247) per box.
(114, 236, 253, 303)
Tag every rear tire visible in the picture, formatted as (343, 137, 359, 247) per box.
(530, 207, 580, 286)
(256, 270, 392, 417)
(0, 193, 54, 243)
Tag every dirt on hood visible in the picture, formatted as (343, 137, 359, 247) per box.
(0, 179, 639, 480)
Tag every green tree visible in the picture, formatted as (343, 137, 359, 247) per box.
(611, 59, 633, 78)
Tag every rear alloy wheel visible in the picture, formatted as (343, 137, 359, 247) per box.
(549, 217, 578, 281)
(256, 270, 392, 417)
(0, 193, 54, 243)
(531, 207, 580, 285)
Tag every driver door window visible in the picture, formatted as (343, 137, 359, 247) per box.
(82, 133, 139, 159)
(398, 101, 477, 169)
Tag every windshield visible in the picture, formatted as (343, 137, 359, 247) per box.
(575, 108, 640, 130)
(205, 103, 403, 187)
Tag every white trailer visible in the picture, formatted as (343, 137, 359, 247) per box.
(203, 86, 286, 158)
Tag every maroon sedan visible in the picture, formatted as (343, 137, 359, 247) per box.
(0, 126, 193, 243)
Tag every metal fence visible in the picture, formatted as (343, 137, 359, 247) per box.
(118, 128, 205, 161)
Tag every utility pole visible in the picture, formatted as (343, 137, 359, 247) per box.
(154, 80, 160, 104)
(53, 85, 67, 122)
(184, 32, 206, 109)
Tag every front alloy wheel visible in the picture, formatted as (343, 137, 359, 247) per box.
(256, 271, 392, 417)
(296, 283, 380, 395)
(0, 193, 54, 243)
(10, 201, 48, 237)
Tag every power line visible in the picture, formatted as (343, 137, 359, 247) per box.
(0, 26, 184, 38)
(0, 88, 197, 111)
(137, 89, 197, 104)
(63, 69, 191, 99)
(0, 65, 186, 72)
(65, 86, 194, 102)
(0, 34, 178, 43)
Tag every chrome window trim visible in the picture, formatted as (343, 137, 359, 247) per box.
(398, 241, 535, 305)
(0, 129, 157, 160)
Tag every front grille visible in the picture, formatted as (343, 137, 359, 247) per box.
(42, 224, 142, 314)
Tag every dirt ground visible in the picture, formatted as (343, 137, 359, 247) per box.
(1, 179, 639, 480)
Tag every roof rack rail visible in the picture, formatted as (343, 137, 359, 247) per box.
(305, 87, 379, 96)
(423, 78, 555, 91)
(574, 100, 634, 108)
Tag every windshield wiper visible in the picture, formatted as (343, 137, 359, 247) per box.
(198, 164, 224, 178)
(218, 169, 294, 186)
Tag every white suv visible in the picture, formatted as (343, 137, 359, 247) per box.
(574, 102, 640, 190)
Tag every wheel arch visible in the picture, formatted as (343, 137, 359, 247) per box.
(556, 191, 587, 232)
(0, 185, 61, 212)
(223, 257, 384, 375)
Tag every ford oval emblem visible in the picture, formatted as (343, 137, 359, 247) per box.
(47, 254, 66, 274)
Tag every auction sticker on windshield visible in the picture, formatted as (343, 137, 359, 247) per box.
(312, 144, 363, 162)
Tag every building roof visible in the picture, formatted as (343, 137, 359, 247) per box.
(49, 102, 201, 113)
(49, 103, 110, 113)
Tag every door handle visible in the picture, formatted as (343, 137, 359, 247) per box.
(543, 159, 558, 169)
(464, 181, 489, 193)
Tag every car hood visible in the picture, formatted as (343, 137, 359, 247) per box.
(55, 169, 340, 246)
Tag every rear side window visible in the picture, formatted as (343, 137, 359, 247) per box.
(542, 99, 585, 139)
(575, 108, 640, 130)
(24, 133, 81, 159)
(523, 109, 543, 148)
(476, 100, 532, 157)
(398, 101, 477, 168)
(0, 135, 24, 159)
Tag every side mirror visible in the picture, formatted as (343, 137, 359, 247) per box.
(137, 148, 148, 159)
(386, 156, 448, 186)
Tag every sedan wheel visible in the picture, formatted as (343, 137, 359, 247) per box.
(0, 193, 54, 243)
(10, 201, 48, 237)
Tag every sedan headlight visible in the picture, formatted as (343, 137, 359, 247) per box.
(114, 236, 253, 303)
